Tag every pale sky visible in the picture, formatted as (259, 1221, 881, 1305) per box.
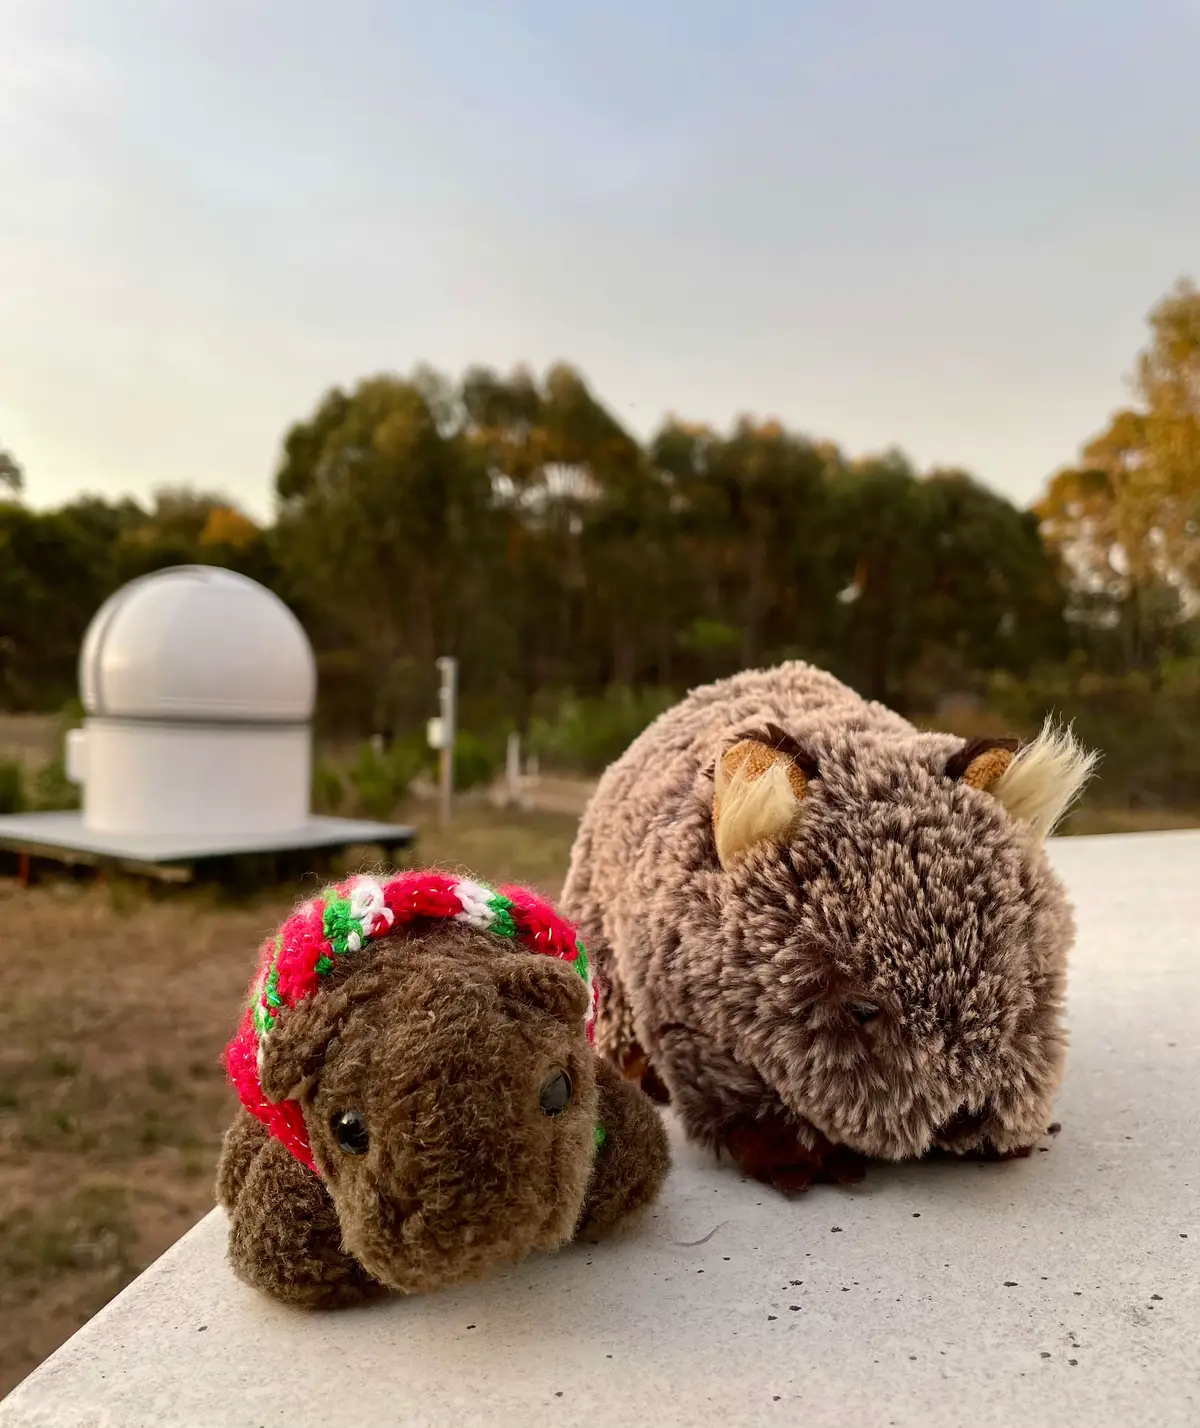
(2, 0, 1198, 522)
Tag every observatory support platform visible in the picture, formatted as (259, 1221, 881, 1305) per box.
(0, 812, 417, 886)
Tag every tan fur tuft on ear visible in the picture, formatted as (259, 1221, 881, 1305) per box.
(961, 746, 1016, 791)
(989, 719, 1098, 838)
(713, 740, 808, 870)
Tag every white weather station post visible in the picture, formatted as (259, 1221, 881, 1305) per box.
(428, 655, 458, 827)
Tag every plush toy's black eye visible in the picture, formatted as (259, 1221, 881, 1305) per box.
(331, 1110, 370, 1155)
(848, 1001, 880, 1025)
(539, 1069, 572, 1115)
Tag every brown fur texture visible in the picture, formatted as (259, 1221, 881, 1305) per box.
(216, 921, 670, 1306)
(560, 662, 1088, 1193)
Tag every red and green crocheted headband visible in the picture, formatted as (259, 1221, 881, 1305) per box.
(225, 871, 597, 1174)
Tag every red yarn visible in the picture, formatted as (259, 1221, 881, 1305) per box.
(382, 870, 462, 923)
(502, 883, 581, 961)
(274, 898, 328, 1006)
(226, 1010, 317, 1172)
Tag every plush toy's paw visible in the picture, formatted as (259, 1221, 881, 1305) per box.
(983, 1142, 1036, 1162)
(225, 1133, 383, 1308)
(926, 1141, 1036, 1164)
(216, 1107, 270, 1210)
(618, 1041, 671, 1105)
(720, 1110, 869, 1196)
(577, 1058, 671, 1237)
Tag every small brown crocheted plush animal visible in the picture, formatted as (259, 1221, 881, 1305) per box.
(561, 662, 1097, 1195)
(217, 872, 670, 1307)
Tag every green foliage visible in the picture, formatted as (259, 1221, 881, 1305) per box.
(528, 687, 677, 774)
(273, 375, 506, 710)
(1039, 278, 1200, 671)
(451, 730, 500, 792)
(347, 739, 428, 820)
(652, 416, 836, 679)
(311, 760, 345, 815)
(30, 757, 80, 812)
(347, 745, 403, 821)
(987, 659, 1200, 812)
(0, 759, 24, 815)
(678, 619, 742, 655)
(0, 493, 272, 713)
(822, 458, 1066, 707)
(2, 283, 1198, 816)
(0, 446, 21, 494)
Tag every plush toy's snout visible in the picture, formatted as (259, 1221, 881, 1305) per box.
(304, 964, 603, 1295)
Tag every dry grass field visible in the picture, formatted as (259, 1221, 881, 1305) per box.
(0, 805, 579, 1398)
(0, 714, 58, 771)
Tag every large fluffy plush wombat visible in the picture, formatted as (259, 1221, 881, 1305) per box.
(560, 662, 1096, 1193)
(218, 872, 670, 1306)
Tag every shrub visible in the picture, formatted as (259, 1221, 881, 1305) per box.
(450, 730, 500, 793)
(347, 738, 428, 820)
(527, 686, 676, 774)
(311, 760, 345, 815)
(985, 661, 1200, 812)
(30, 757, 79, 812)
(0, 759, 24, 815)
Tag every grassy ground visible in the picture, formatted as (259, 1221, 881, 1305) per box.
(0, 804, 580, 1399)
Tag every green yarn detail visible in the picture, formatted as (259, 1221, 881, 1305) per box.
(314, 955, 336, 976)
(573, 938, 589, 983)
(594, 1125, 606, 1150)
(485, 893, 517, 939)
(254, 965, 281, 1036)
(322, 894, 359, 958)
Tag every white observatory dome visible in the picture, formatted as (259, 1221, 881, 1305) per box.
(70, 567, 317, 839)
(80, 565, 315, 722)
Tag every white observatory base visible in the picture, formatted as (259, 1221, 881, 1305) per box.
(68, 718, 313, 837)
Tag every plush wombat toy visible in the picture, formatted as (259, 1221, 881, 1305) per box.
(218, 871, 670, 1306)
(561, 662, 1097, 1194)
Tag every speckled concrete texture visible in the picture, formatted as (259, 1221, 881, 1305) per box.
(1, 831, 1196, 1428)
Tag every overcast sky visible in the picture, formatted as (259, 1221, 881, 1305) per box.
(2, 0, 1198, 521)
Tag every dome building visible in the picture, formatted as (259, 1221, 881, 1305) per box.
(0, 567, 414, 880)
(70, 566, 317, 837)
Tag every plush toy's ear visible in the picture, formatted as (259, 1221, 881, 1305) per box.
(944, 736, 1021, 789)
(947, 722, 1097, 838)
(493, 952, 590, 1027)
(712, 724, 818, 870)
(258, 987, 359, 1103)
(257, 970, 392, 1103)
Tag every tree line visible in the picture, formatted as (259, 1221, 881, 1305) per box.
(2, 279, 1197, 807)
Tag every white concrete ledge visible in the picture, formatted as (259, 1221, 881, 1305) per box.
(2, 832, 1197, 1428)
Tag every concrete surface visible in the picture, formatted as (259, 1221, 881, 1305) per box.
(1, 831, 1196, 1428)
